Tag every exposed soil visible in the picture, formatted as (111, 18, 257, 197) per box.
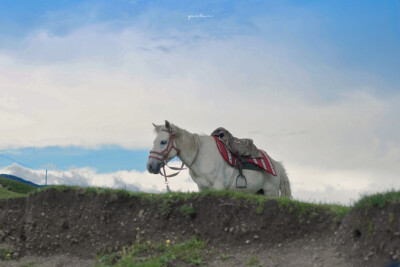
(335, 202, 400, 267)
(0, 188, 399, 266)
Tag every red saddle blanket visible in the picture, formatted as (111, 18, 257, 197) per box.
(214, 136, 277, 176)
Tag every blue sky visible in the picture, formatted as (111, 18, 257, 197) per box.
(0, 146, 149, 172)
(1, 0, 399, 89)
(0, 0, 399, 203)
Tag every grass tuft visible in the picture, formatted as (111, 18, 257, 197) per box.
(181, 204, 196, 218)
(0, 246, 17, 261)
(354, 190, 400, 209)
(96, 236, 206, 266)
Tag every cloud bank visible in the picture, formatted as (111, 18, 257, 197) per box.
(0, 163, 198, 194)
(2, 163, 396, 205)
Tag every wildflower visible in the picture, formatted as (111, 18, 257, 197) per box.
(166, 239, 171, 246)
(146, 241, 151, 245)
(169, 194, 172, 198)
(136, 227, 140, 231)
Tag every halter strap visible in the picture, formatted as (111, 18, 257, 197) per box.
(149, 132, 180, 162)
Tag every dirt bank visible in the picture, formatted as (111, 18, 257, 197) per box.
(0, 188, 399, 266)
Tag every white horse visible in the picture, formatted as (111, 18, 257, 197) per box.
(147, 121, 291, 197)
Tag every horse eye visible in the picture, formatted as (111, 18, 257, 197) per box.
(160, 140, 167, 145)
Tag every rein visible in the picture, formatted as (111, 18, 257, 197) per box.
(149, 130, 200, 187)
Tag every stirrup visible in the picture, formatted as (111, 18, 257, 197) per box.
(236, 174, 247, 188)
(235, 159, 247, 188)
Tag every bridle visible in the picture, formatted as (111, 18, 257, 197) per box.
(148, 129, 199, 187)
(149, 129, 181, 163)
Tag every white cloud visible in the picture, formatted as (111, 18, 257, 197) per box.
(0, 163, 198, 194)
(287, 164, 400, 204)
(2, 163, 399, 205)
(0, 93, 19, 110)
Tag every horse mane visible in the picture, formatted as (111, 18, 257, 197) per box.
(172, 124, 201, 154)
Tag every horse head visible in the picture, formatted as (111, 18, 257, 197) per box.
(147, 120, 181, 174)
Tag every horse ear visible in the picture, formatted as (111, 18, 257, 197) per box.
(153, 123, 162, 133)
(165, 120, 171, 130)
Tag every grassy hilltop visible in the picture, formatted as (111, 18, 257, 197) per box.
(0, 175, 38, 199)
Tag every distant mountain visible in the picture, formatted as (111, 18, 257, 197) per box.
(0, 174, 43, 188)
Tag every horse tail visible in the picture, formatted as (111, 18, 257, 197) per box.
(278, 163, 292, 198)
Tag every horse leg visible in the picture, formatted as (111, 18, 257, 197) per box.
(256, 189, 265, 195)
(262, 173, 280, 197)
(197, 184, 208, 191)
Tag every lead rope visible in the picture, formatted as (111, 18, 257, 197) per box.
(160, 147, 200, 192)
(162, 165, 170, 192)
(162, 165, 171, 192)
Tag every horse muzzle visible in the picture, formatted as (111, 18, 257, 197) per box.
(147, 160, 163, 174)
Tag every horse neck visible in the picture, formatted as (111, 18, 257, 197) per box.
(175, 131, 201, 167)
(177, 135, 216, 178)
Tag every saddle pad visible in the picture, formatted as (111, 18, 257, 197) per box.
(214, 136, 277, 176)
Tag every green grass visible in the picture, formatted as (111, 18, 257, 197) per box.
(354, 190, 400, 209)
(0, 246, 17, 261)
(18, 263, 36, 267)
(0, 176, 40, 199)
(0, 176, 38, 194)
(248, 255, 261, 267)
(277, 196, 351, 223)
(220, 253, 233, 260)
(0, 187, 27, 199)
(34, 186, 352, 221)
(96, 236, 206, 267)
(5, 184, 399, 223)
(31, 185, 134, 197)
(180, 204, 196, 218)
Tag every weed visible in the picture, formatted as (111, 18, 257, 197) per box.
(18, 262, 36, 267)
(248, 255, 261, 267)
(255, 198, 265, 214)
(367, 219, 374, 237)
(159, 200, 173, 218)
(180, 204, 196, 218)
(388, 212, 394, 229)
(98, 252, 121, 265)
(0, 246, 17, 261)
(221, 253, 233, 260)
(96, 236, 206, 267)
(311, 211, 318, 217)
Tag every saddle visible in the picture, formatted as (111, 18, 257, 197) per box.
(211, 128, 276, 188)
(211, 127, 262, 159)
